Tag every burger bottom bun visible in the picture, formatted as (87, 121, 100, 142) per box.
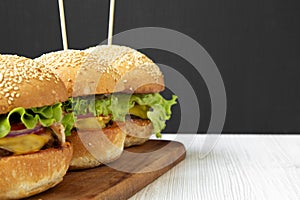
(123, 118, 153, 148)
(0, 142, 73, 200)
(68, 122, 126, 170)
(68, 118, 153, 170)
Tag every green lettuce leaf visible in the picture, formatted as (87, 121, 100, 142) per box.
(64, 93, 177, 137)
(0, 103, 74, 138)
(61, 113, 76, 136)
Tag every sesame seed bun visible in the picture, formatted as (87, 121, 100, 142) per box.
(35, 45, 164, 97)
(0, 55, 72, 199)
(35, 45, 163, 169)
(0, 55, 68, 115)
(0, 142, 73, 199)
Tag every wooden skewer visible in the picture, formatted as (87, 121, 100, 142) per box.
(108, 0, 116, 45)
(58, 0, 68, 50)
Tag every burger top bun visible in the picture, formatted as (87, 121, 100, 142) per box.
(0, 55, 68, 115)
(35, 45, 165, 97)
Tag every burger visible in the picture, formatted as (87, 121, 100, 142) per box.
(0, 55, 73, 199)
(35, 45, 177, 170)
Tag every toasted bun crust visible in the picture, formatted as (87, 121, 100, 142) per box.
(35, 45, 164, 97)
(0, 142, 73, 199)
(35, 50, 86, 96)
(68, 118, 153, 170)
(68, 122, 126, 170)
(123, 118, 153, 148)
(0, 55, 68, 114)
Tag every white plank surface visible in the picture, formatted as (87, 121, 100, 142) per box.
(129, 135, 300, 200)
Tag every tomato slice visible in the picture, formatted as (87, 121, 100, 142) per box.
(10, 123, 27, 131)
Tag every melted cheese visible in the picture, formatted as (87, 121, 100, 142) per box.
(129, 105, 149, 119)
(0, 132, 52, 155)
(75, 105, 149, 130)
(76, 116, 111, 130)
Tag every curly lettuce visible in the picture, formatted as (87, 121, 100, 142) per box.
(61, 112, 76, 136)
(63, 93, 177, 138)
(0, 103, 75, 138)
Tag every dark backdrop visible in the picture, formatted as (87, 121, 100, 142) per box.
(0, 0, 300, 133)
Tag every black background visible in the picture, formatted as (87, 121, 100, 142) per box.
(0, 0, 300, 133)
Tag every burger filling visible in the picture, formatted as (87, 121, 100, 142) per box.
(0, 126, 58, 157)
(0, 103, 74, 157)
(62, 93, 177, 138)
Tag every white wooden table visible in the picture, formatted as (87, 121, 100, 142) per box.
(129, 134, 300, 200)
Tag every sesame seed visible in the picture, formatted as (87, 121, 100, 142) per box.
(16, 62, 23, 67)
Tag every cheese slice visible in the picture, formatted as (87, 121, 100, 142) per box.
(74, 104, 149, 131)
(76, 116, 111, 130)
(0, 132, 52, 155)
(129, 105, 149, 119)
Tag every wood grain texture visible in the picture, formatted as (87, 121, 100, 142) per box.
(26, 140, 186, 200)
(130, 135, 300, 200)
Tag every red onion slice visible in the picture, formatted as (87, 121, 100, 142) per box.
(6, 125, 43, 138)
(76, 113, 95, 119)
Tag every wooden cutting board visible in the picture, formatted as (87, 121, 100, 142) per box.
(26, 140, 186, 200)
